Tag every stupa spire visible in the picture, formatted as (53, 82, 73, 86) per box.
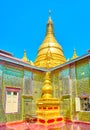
(42, 72, 53, 99)
(46, 13, 54, 35)
(22, 50, 29, 62)
(71, 49, 78, 59)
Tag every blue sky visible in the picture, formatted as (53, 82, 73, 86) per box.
(0, 0, 90, 61)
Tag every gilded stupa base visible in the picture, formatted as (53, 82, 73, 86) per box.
(36, 117, 64, 125)
(36, 98, 64, 125)
(36, 116, 64, 125)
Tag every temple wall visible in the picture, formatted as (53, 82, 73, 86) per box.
(76, 58, 90, 122)
(70, 64, 76, 120)
(32, 72, 44, 115)
(22, 70, 33, 118)
(61, 67, 72, 120)
(76, 59, 90, 95)
(52, 57, 90, 122)
(52, 68, 72, 120)
(1, 65, 23, 122)
(0, 65, 7, 122)
(0, 64, 33, 123)
(51, 72, 59, 98)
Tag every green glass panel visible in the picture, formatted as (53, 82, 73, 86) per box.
(3, 66, 23, 78)
(76, 63, 89, 79)
(70, 67, 76, 79)
(24, 71, 32, 78)
(62, 68, 69, 77)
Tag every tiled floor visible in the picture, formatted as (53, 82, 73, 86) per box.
(0, 122, 90, 130)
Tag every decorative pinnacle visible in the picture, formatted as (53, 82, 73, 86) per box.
(71, 49, 78, 59)
(24, 50, 26, 55)
(22, 50, 28, 62)
(42, 72, 53, 99)
(49, 10, 52, 17)
(46, 10, 54, 35)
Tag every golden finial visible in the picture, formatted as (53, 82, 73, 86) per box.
(22, 50, 29, 62)
(71, 49, 78, 59)
(46, 10, 54, 35)
(48, 10, 52, 22)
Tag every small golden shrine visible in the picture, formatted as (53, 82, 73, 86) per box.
(36, 72, 64, 125)
(22, 50, 29, 62)
(71, 49, 78, 59)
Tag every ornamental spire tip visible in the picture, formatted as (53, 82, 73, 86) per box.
(48, 10, 52, 17)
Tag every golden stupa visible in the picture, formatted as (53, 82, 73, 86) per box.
(36, 72, 64, 125)
(34, 16, 66, 68)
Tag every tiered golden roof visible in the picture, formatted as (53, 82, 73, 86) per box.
(34, 16, 66, 68)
